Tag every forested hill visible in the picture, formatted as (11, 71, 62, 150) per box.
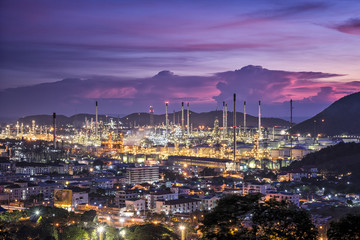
(286, 142, 360, 190)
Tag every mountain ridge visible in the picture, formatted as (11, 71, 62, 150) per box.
(290, 92, 360, 136)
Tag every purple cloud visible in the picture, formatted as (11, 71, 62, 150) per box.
(333, 18, 360, 35)
(1, 65, 359, 119)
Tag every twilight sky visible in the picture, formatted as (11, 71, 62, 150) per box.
(0, 0, 360, 119)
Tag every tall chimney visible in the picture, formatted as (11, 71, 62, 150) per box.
(233, 94, 236, 161)
(149, 106, 154, 127)
(181, 102, 184, 135)
(258, 100, 261, 139)
(16, 121, 19, 136)
(173, 110, 176, 126)
(243, 101, 246, 136)
(187, 102, 190, 135)
(222, 101, 225, 138)
(225, 102, 228, 136)
(165, 101, 169, 138)
(290, 99, 293, 160)
(95, 101, 98, 139)
(53, 112, 56, 149)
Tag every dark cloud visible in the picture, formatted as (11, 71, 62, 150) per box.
(1, 65, 358, 119)
(213, 65, 343, 103)
(332, 18, 360, 35)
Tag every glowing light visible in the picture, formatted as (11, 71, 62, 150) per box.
(97, 226, 104, 233)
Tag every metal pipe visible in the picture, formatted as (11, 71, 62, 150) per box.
(95, 101, 98, 139)
(165, 101, 169, 138)
(53, 112, 56, 149)
(258, 100, 261, 139)
(187, 102, 190, 134)
(233, 94, 236, 161)
(244, 101, 246, 136)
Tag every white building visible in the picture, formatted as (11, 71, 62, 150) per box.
(126, 167, 159, 185)
(265, 192, 300, 207)
(146, 190, 178, 210)
(93, 178, 114, 189)
(4, 182, 40, 201)
(15, 163, 49, 175)
(125, 198, 146, 212)
(38, 182, 64, 200)
(115, 190, 140, 207)
(156, 198, 201, 214)
(198, 195, 220, 211)
(242, 182, 271, 195)
(72, 190, 88, 208)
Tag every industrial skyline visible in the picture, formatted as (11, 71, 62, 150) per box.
(1, 1, 360, 239)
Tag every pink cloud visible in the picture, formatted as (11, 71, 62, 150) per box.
(333, 18, 360, 35)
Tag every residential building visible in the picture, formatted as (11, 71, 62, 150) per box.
(156, 198, 201, 214)
(126, 167, 159, 185)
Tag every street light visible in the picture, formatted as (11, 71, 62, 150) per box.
(98, 226, 104, 240)
(35, 210, 40, 216)
(120, 218, 125, 227)
(179, 225, 185, 240)
(120, 229, 126, 238)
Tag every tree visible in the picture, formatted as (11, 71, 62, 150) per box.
(105, 226, 120, 240)
(199, 194, 318, 240)
(252, 200, 318, 240)
(199, 194, 261, 239)
(61, 225, 89, 240)
(327, 214, 360, 239)
(124, 223, 179, 240)
(81, 210, 97, 222)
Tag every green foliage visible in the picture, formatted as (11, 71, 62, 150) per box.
(199, 194, 261, 239)
(0, 210, 26, 222)
(105, 226, 120, 240)
(62, 225, 89, 240)
(124, 223, 179, 240)
(81, 210, 97, 222)
(252, 200, 318, 240)
(199, 194, 318, 240)
(327, 214, 360, 239)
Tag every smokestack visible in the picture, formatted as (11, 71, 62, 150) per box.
(233, 94, 236, 161)
(225, 102, 228, 136)
(244, 101, 247, 136)
(149, 106, 154, 127)
(173, 110, 176, 126)
(95, 101, 98, 139)
(290, 99, 293, 160)
(32, 120, 35, 136)
(53, 112, 56, 149)
(187, 102, 190, 134)
(181, 102, 184, 135)
(16, 121, 19, 136)
(258, 100, 261, 139)
(222, 101, 225, 138)
(290, 99, 293, 129)
(165, 101, 169, 138)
